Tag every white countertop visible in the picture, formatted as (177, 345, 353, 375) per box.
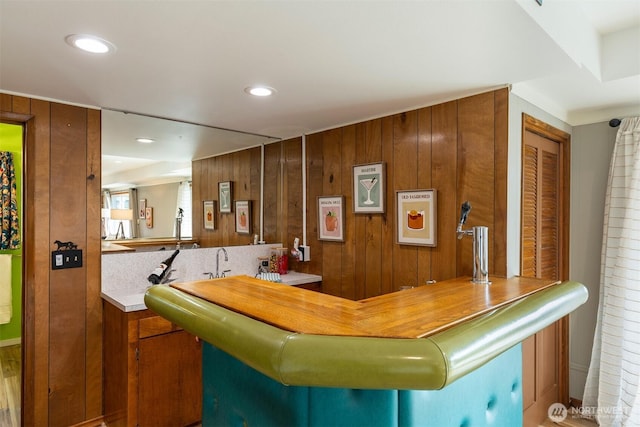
(101, 287, 150, 312)
(278, 271, 323, 286)
(102, 271, 323, 312)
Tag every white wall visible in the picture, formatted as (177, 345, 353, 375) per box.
(568, 121, 617, 399)
(136, 182, 179, 238)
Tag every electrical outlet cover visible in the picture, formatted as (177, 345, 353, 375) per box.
(300, 245, 310, 261)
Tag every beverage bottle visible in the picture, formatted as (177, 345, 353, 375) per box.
(147, 250, 180, 284)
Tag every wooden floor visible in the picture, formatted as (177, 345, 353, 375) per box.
(541, 414, 599, 426)
(0, 344, 20, 427)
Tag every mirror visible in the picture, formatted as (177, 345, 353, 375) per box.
(101, 110, 278, 242)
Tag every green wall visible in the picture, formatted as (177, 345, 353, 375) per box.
(0, 123, 22, 342)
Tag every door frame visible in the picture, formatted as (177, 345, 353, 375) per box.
(0, 111, 33, 425)
(521, 113, 571, 404)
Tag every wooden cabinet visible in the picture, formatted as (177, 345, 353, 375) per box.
(104, 301, 202, 427)
(294, 281, 322, 292)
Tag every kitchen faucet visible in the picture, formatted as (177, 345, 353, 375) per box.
(216, 247, 229, 278)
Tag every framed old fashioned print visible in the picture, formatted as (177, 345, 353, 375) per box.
(219, 181, 233, 213)
(396, 189, 437, 246)
(234, 200, 251, 234)
(317, 196, 345, 242)
(353, 162, 385, 213)
(145, 207, 153, 229)
(203, 200, 216, 230)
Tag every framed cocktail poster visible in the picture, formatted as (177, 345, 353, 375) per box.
(353, 162, 385, 213)
(235, 200, 251, 234)
(138, 199, 147, 219)
(396, 189, 437, 246)
(219, 181, 233, 213)
(318, 196, 345, 242)
(203, 200, 215, 230)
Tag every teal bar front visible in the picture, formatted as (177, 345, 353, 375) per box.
(202, 341, 523, 427)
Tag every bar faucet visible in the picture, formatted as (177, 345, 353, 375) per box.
(215, 247, 228, 278)
(176, 208, 183, 241)
(456, 201, 491, 285)
(456, 201, 473, 240)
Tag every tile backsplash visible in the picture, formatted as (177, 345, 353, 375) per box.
(102, 244, 281, 293)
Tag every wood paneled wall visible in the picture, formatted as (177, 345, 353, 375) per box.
(193, 88, 508, 299)
(192, 146, 263, 247)
(1, 94, 102, 426)
(0, 88, 506, 424)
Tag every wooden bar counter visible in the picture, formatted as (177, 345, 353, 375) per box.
(101, 237, 198, 253)
(170, 275, 560, 338)
(145, 275, 588, 427)
(146, 275, 587, 390)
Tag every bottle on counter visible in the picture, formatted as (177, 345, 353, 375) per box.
(147, 249, 180, 284)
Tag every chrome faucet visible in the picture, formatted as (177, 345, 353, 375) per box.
(456, 201, 491, 285)
(215, 247, 228, 278)
(176, 208, 184, 241)
(456, 201, 473, 239)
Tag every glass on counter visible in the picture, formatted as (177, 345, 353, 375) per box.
(270, 247, 288, 275)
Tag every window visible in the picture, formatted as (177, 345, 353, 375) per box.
(106, 191, 133, 239)
(110, 191, 130, 209)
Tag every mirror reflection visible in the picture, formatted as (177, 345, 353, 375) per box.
(101, 110, 277, 244)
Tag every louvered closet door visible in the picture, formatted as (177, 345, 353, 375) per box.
(522, 133, 560, 279)
(521, 129, 562, 426)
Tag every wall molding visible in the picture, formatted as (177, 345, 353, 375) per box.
(0, 337, 21, 347)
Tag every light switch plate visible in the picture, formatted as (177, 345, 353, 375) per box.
(51, 249, 83, 270)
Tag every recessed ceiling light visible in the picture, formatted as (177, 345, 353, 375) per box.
(136, 138, 155, 144)
(245, 86, 276, 97)
(65, 34, 115, 54)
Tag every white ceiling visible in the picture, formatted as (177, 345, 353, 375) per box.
(1, 0, 639, 186)
(100, 109, 277, 187)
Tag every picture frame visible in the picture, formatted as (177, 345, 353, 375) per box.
(396, 189, 437, 246)
(353, 162, 385, 213)
(138, 199, 147, 219)
(317, 196, 345, 242)
(145, 207, 153, 229)
(203, 200, 216, 230)
(234, 200, 251, 234)
(218, 181, 233, 213)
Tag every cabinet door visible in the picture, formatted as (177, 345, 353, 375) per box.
(138, 331, 202, 426)
(294, 282, 322, 292)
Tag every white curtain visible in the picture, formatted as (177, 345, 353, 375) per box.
(128, 188, 139, 238)
(584, 117, 640, 426)
(175, 181, 192, 238)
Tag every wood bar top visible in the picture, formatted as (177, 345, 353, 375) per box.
(101, 238, 198, 253)
(171, 275, 559, 339)
(101, 241, 136, 253)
